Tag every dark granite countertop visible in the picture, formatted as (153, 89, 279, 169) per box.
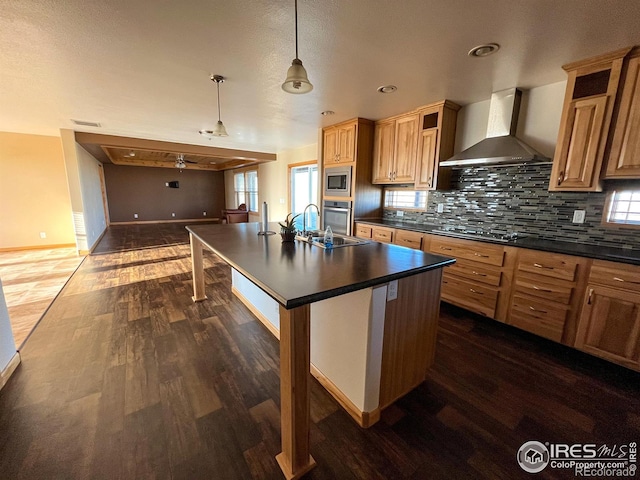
(355, 219, 640, 266)
(187, 222, 455, 309)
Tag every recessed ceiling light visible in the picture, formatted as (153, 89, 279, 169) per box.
(377, 85, 397, 94)
(468, 43, 500, 58)
(321, 110, 335, 116)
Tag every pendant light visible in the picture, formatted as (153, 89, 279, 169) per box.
(199, 74, 229, 138)
(282, 0, 313, 94)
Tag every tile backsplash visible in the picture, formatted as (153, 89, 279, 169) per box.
(383, 164, 639, 250)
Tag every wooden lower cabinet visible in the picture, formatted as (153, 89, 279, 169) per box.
(393, 229, 423, 250)
(355, 223, 640, 372)
(428, 235, 515, 321)
(372, 226, 394, 244)
(506, 249, 589, 344)
(574, 260, 640, 371)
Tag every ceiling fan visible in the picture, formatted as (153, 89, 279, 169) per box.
(175, 153, 198, 171)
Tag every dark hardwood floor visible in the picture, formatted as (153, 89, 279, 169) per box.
(1, 222, 638, 479)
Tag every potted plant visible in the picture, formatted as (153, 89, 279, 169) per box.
(279, 213, 300, 242)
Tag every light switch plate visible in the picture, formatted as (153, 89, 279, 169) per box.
(437, 203, 444, 213)
(572, 210, 586, 223)
(387, 280, 398, 301)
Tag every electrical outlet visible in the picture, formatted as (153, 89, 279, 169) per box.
(165, 182, 169, 187)
(39, 232, 46, 239)
(387, 280, 398, 301)
(436, 203, 444, 213)
(279, 198, 285, 204)
(396, 210, 404, 217)
(203, 211, 207, 216)
(572, 210, 586, 223)
(134, 213, 138, 219)
(171, 213, 176, 217)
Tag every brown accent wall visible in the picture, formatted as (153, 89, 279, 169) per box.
(103, 164, 225, 222)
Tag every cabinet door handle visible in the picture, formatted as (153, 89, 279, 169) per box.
(469, 288, 482, 295)
(557, 171, 564, 185)
(471, 271, 487, 277)
(427, 176, 432, 187)
(613, 276, 640, 285)
(533, 263, 554, 270)
(532, 285, 553, 292)
(440, 247, 452, 251)
(474, 252, 489, 258)
(587, 288, 593, 305)
(529, 306, 548, 314)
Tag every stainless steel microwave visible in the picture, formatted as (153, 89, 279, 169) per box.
(324, 166, 352, 197)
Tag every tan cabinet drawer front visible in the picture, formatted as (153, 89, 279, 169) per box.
(394, 230, 423, 250)
(517, 250, 579, 281)
(430, 236, 505, 267)
(355, 224, 372, 239)
(509, 294, 569, 342)
(441, 273, 498, 318)
(445, 259, 502, 287)
(372, 227, 394, 243)
(514, 277, 573, 304)
(590, 260, 640, 292)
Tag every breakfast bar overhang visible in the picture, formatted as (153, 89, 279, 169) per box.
(187, 222, 454, 479)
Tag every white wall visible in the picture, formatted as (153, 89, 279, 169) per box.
(0, 280, 17, 372)
(76, 145, 107, 249)
(455, 81, 566, 158)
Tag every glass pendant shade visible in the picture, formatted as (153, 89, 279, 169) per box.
(210, 120, 228, 137)
(282, 58, 313, 94)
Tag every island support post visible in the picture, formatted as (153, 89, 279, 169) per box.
(276, 304, 316, 479)
(189, 232, 207, 302)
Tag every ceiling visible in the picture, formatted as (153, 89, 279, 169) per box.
(2, 0, 640, 157)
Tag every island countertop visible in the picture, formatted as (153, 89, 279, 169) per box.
(186, 222, 455, 309)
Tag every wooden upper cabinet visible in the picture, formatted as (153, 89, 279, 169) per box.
(549, 47, 632, 191)
(338, 122, 356, 164)
(323, 127, 339, 165)
(392, 113, 420, 183)
(606, 51, 640, 178)
(552, 96, 608, 189)
(372, 121, 395, 183)
(415, 129, 438, 189)
(415, 101, 459, 190)
(372, 113, 419, 184)
(323, 120, 357, 165)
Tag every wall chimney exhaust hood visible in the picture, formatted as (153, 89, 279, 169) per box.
(440, 88, 551, 167)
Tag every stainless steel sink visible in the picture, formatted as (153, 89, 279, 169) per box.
(295, 232, 370, 248)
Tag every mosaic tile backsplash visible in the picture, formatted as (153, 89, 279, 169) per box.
(382, 164, 639, 250)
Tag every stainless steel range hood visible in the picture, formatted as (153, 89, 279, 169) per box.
(440, 88, 551, 167)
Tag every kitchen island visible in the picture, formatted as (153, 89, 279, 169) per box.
(187, 222, 454, 479)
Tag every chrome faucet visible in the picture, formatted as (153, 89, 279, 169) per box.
(302, 203, 321, 236)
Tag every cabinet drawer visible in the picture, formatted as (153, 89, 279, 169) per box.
(355, 224, 372, 239)
(372, 227, 394, 244)
(590, 260, 640, 293)
(445, 259, 502, 287)
(509, 294, 569, 342)
(430, 236, 505, 267)
(516, 250, 579, 282)
(441, 273, 498, 318)
(514, 277, 573, 304)
(394, 230, 423, 250)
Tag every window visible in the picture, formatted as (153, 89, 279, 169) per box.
(606, 189, 640, 227)
(290, 163, 319, 231)
(234, 169, 258, 212)
(384, 189, 428, 210)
